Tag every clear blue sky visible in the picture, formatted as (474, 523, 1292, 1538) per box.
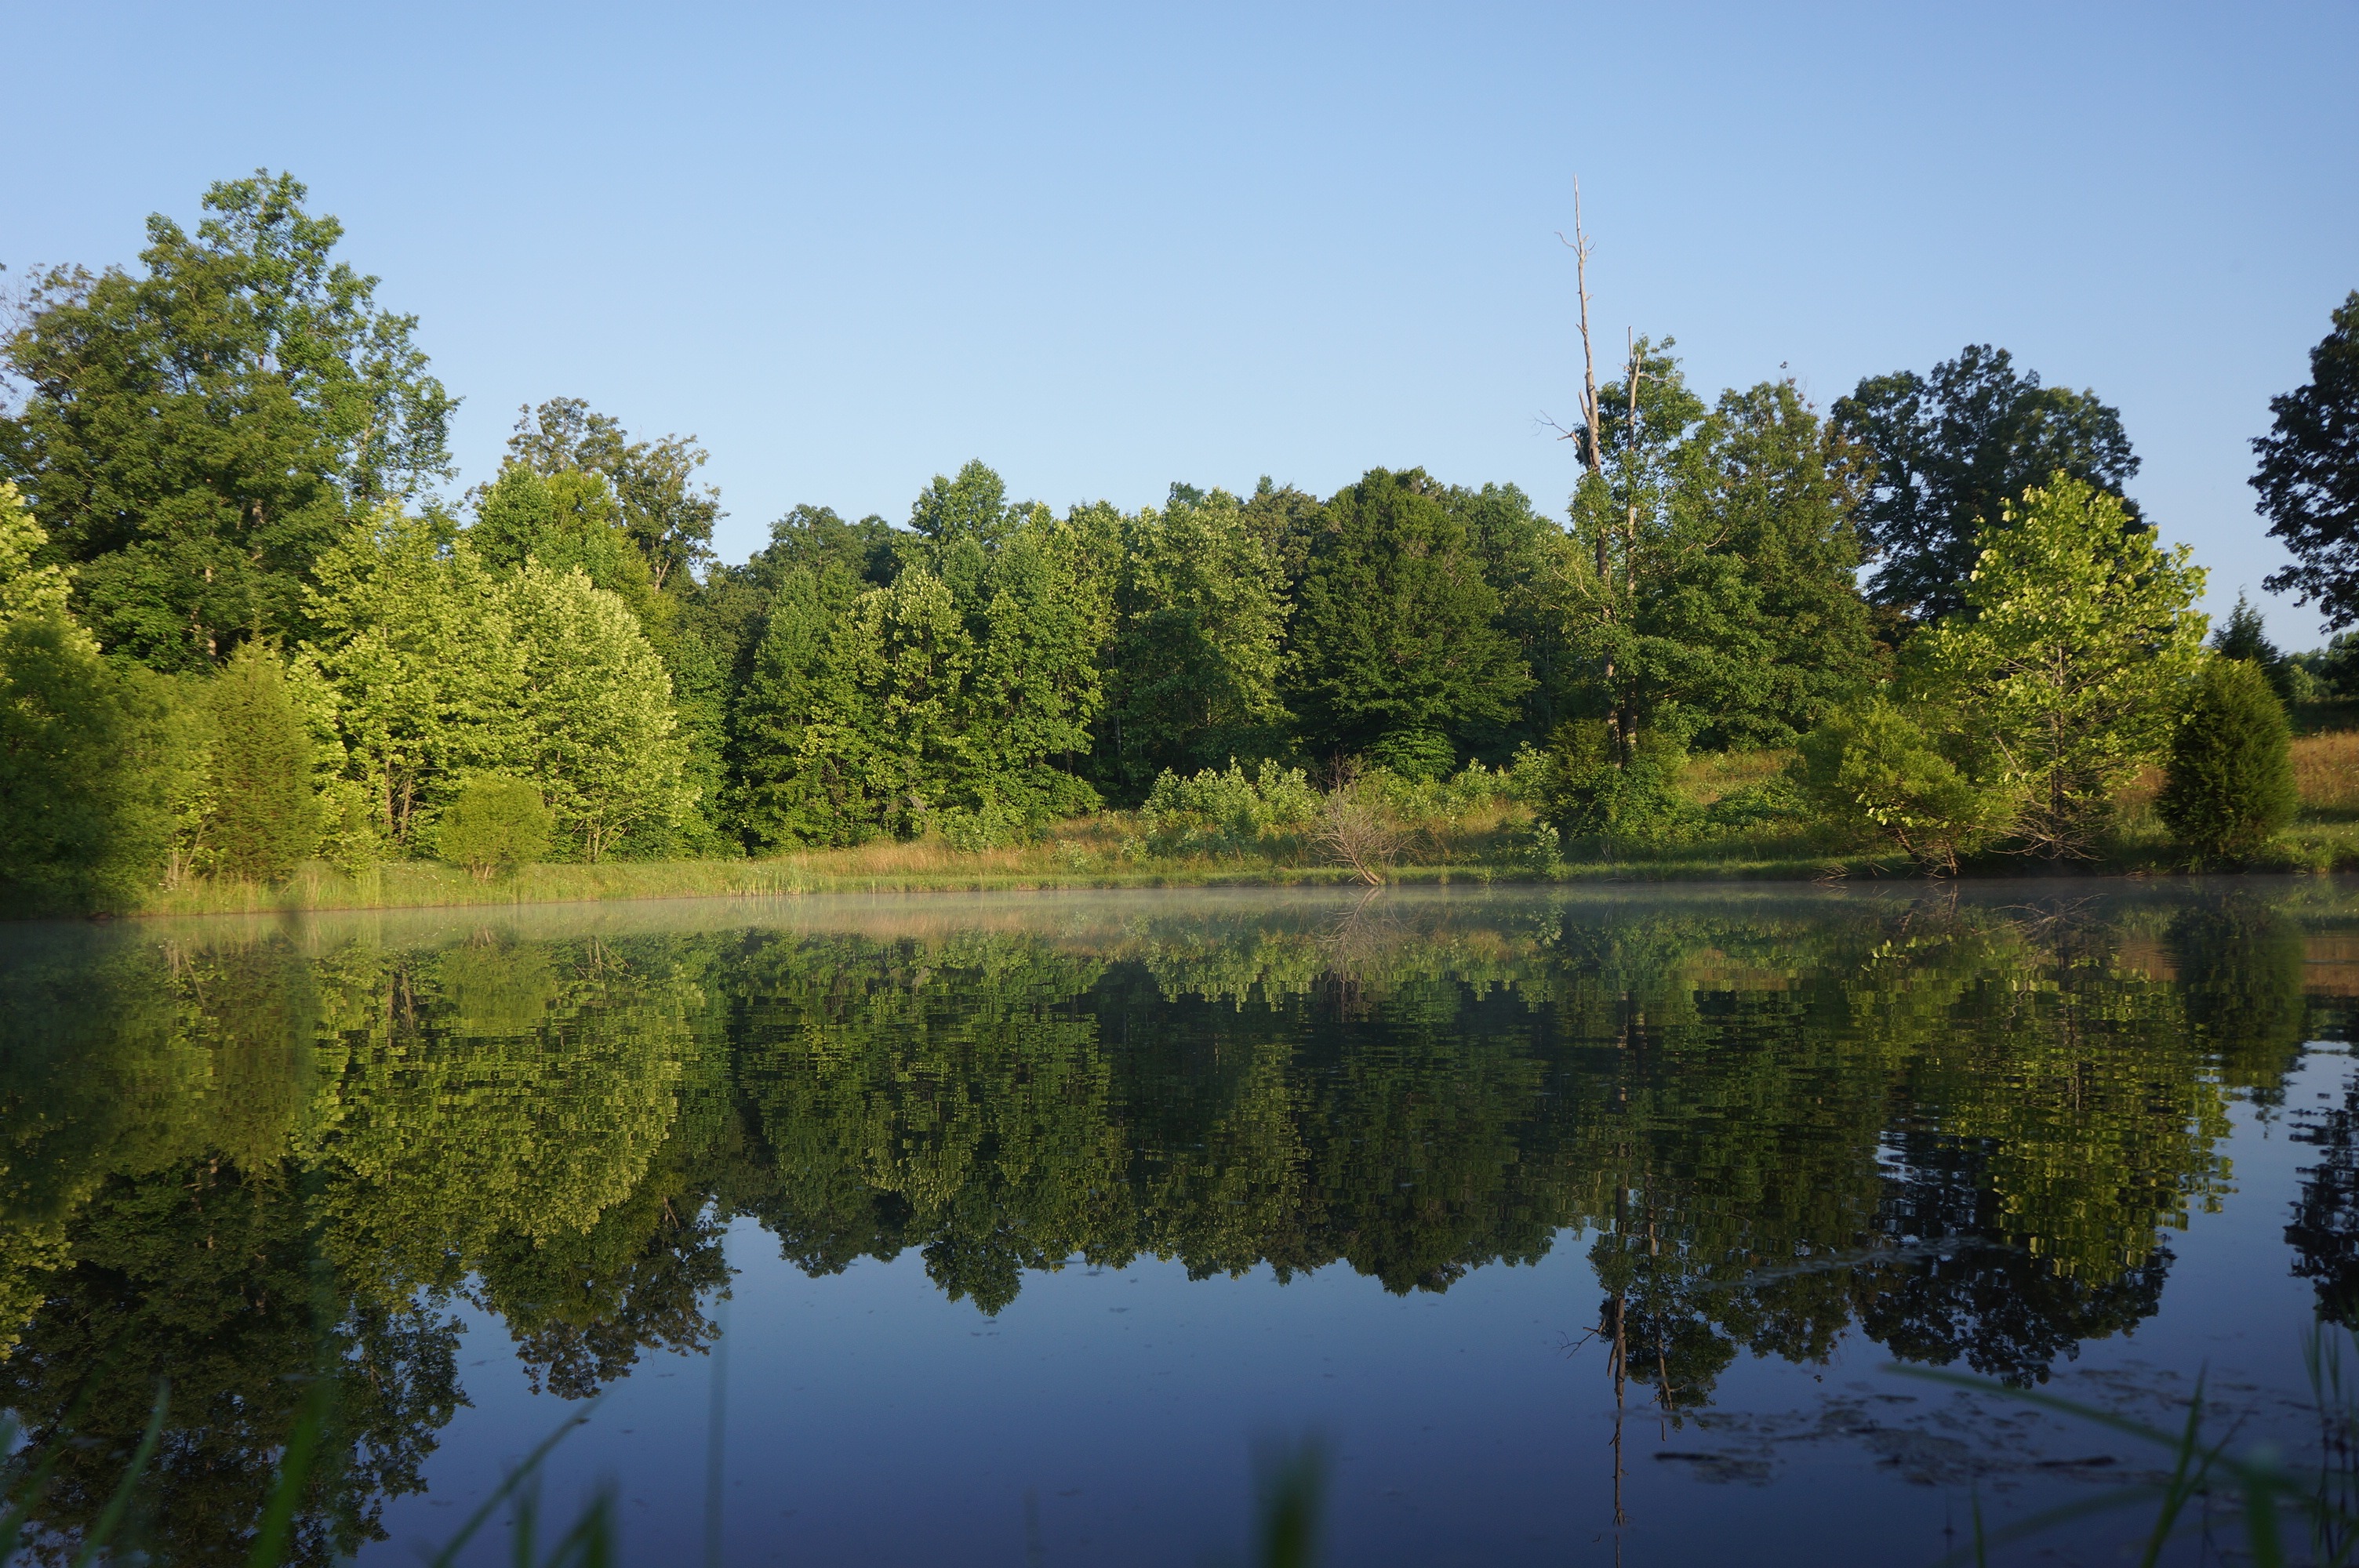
(7, 2, 2354, 641)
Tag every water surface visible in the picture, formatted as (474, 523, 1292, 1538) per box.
(5, 883, 2356, 1564)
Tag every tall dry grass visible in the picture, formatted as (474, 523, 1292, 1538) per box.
(2294, 731, 2359, 819)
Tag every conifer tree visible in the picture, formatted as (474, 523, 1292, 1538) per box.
(203, 642, 322, 882)
(2158, 655, 2299, 863)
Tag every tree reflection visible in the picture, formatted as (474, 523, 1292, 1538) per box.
(0, 885, 2335, 1557)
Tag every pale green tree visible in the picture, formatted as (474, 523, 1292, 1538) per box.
(500, 562, 694, 860)
(1914, 475, 2208, 854)
(0, 484, 72, 631)
(302, 510, 528, 849)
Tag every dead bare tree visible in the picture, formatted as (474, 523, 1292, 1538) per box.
(1314, 763, 1396, 886)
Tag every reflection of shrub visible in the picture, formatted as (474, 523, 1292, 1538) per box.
(436, 776, 554, 880)
(2159, 656, 2299, 863)
(1792, 699, 2005, 873)
(1141, 761, 1318, 855)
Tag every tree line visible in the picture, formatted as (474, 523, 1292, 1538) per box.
(4, 172, 2355, 905)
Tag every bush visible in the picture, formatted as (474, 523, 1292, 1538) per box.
(2158, 656, 2299, 863)
(1140, 761, 1319, 855)
(1541, 721, 1691, 849)
(436, 776, 554, 880)
(1792, 697, 2005, 873)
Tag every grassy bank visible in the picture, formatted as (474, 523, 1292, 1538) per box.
(116, 732, 2359, 917)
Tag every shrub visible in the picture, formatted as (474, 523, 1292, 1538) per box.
(1792, 697, 2006, 874)
(1541, 721, 1691, 849)
(2158, 655, 2299, 862)
(1140, 761, 1318, 855)
(436, 776, 554, 880)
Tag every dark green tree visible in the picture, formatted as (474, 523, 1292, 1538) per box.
(1834, 345, 2138, 623)
(726, 564, 864, 848)
(2257, 292, 2359, 629)
(2208, 592, 2294, 701)
(1286, 468, 1529, 771)
(2157, 655, 2298, 862)
(0, 616, 170, 910)
(0, 172, 454, 671)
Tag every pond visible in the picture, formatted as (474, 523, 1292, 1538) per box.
(4, 882, 2356, 1565)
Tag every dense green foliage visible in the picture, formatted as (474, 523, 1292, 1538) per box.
(203, 642, 322, 881)
(434, 776, 554, 877)
(2258, 292, 2359, 629)
(0, 888, 2334, 1556)
(1834, 344, 2139, 625)
(0, 173, 453, 671)
(2159, 655, 2300, 862)
(0, 170, 2334, 906)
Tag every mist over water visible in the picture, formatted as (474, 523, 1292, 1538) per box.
(2, 883, 2354, 1564)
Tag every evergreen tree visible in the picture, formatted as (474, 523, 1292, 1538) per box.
(2256, 292, 2359, 629)
(2158, 655, 2299, 863)
(1835, 346, 2139, 623)
(203, 642, 322, 882)
(0, 172, 453, 671)
(2208, 593, 2294, 701)
(1287, 467, 1528, 773)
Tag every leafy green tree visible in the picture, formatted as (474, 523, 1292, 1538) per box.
(1914, 475, 2208, 855)
(500, 563, 694, 860)
(1552, 358, 1880, 757)
(2256, 292, 2359, 629)
(726, 564, 866, 849)
(1554, 339, 1714, 760)
(0, 172, 453, 671)
(2209, 592, 2294, 700)
(0, 481, 72, 630)
(1110, 487, 1291, 788)
(1288, 467, 1529, 771)
(0, 615, 166, 910)
(202, 642, 322, 881)
(1682, 380, 1881, 746)
(302, 511, 529, 851)
(1835, 345, 2139, 623)
(470, 463, 647, 593)
(2157, 655, 2299, 862)
(501, 397, 721, 590)
(434, 775, 553, 878)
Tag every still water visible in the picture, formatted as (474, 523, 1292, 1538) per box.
(5, 883, 2358, 1565)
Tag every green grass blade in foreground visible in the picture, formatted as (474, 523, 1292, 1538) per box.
(67, 1381, 168, 1568)
(1252, 1435, 1328, 1568)
(1892, 1363, 2335, 1562)
(244, 1370, 333, 1568)
(425, 1396, 604, 1568)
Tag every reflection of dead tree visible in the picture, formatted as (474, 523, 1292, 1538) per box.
(1315, 768, 1398, 886)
